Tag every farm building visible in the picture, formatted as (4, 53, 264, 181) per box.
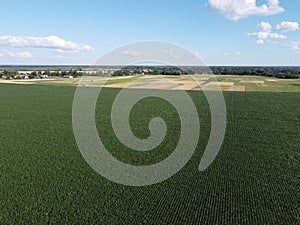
(14, 75, 29, 79)
(63, 75, 73, 78)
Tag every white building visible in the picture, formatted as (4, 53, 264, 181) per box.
(14, 75, 29, 79)
(63, 75, 73, 78)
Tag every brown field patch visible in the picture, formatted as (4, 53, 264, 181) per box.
(240, 80, 264, 84)
(112, 79, 176, 90)
(171, 82, 199, 90)
(228, 86, 245, 92)
(206, 82, 234, 86)
(0, 80, 34, 85)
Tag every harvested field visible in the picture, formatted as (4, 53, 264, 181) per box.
(228, 86, 246, 92)
(171, 82, 198, 90)
(240, 80, 265, 84)
(1, 75, 300, 92)
(207, 82, 235, 86)
(128, 80, 177, 90)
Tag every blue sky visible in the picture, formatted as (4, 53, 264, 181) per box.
(0, 0, 300, 65)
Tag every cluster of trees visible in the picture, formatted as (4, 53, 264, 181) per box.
(112, 67, 185, 76)
(30, 69, 81, 78)
(112, 66, 299, 79)
(209, 67, 300, 79)
(2, 66, 299, 79)
(0, 69, 82, 79)
(0, 70, 17, 78)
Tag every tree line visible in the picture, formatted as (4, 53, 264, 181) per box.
(112, 66, 300, 79)
(209, 67, 300, 79)
(1, 66, 299, 79)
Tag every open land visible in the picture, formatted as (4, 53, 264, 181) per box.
(0, 81, 299, 224)
(1, 75, 300, 92)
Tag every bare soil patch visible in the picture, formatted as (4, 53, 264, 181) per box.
(240, 80, 264, 84)
(206, 82, 234, 86)
(229, 86, 245, 92)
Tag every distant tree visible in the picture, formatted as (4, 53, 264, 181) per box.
(31, 71, 38, 77)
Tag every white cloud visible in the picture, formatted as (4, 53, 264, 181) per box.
(248, 31, 269, 40)
(247, 21, 287, 44)
(7, 51, 33, 58)
(276, 21, 300, 32)
(256, 39, 265, 45)
(207, 0, 284, 21)
(0, 35, 92, 52)
(271, 41, 300, 54)
(53, 49, 82, 54)
(120, 50, 145, 57)
(282, 41, 300, 54)
(269, 33, 286, 39)
(48, 54, 78, 60)
(248, 21, 300, 54)
(235, 51, 241, 55)
(222, 52, 229, 58)
(247, 31, 286, 41)
(259, 22, 272, 32)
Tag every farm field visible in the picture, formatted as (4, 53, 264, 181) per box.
(0, 83, 299, 224)
(0, 75, 300, 92)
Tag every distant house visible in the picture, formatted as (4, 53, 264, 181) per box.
(63, 75, 73, 79)
(14, 74, 29, 79)
(2, 75, 7, 79)
(40, 75, 49, 78)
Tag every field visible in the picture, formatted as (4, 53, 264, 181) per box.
(0, 83, 299, 224)
(1, 75, 300, 92)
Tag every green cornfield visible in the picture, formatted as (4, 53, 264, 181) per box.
(0, 84, 299, 224)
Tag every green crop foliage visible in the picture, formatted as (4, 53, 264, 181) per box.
(0, 84, 299, 224)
